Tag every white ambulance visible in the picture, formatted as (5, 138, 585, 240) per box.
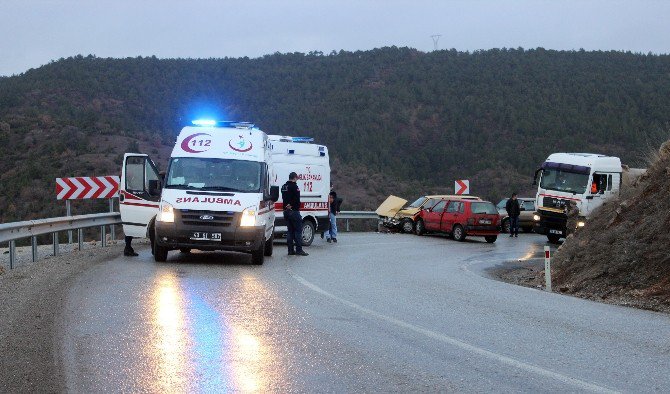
(119, 120, 279, 264)
(269, 135, 331, 246)
(532, 153, 622, 243)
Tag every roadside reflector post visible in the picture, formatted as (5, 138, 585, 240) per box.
(544, 246, 552, 292)
(101, 226, 107, 247)
(346, 219, 350, 232)
(78, 229, 83, 251)
(53, 232, 59, 256)
(109, 198, 115, 242)
(66, 199, 72, 244)
(31, 236, 37, 262)
(9, 240, 16, 269)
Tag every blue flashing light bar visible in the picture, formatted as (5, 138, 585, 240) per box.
(191, 120, 256, 129)
(292, 137, 314, 143)
(192, 119, 217, 126)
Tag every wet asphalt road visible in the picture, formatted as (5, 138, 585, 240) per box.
(58, 233, 670, 393)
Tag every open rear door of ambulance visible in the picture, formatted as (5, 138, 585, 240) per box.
(119, 153, 161, 239)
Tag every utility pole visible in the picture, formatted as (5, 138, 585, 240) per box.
(430, 35, 442, 51)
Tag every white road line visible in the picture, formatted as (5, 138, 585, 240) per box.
(290, 272, 619, 394)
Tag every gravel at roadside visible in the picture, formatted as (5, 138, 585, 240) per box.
(0, 240, 149, 393)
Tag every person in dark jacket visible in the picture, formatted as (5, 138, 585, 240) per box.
(281, 172, 308, 256)
(505, 193, 521, 237)
(326, 191, 340, 243)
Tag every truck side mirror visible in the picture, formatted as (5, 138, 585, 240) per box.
(269, 186, 279, 202)
(532, 168, 541, 186)
(148, 179, 162, 196)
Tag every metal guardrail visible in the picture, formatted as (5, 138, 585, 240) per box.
(0, 212, 122, 269)
(337, 211, 379, 219)
(0, 211, 379, 270)
(336, 211, 379, 232)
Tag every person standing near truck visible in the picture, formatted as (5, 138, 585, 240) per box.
(326, 191, 339, 243)
(282, 172, 309, 256)
(565, 201, 580, 236)
(505, 192, 521, 237)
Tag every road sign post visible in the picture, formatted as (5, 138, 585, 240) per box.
(66, 200, 72, 244)
(56, 176, 120, 246)
(544, 246, 552, 292)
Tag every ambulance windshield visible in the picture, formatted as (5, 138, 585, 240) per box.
(165, 157, 262, 193)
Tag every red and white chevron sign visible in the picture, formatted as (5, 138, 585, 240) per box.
(455, 179, 470, 195)
(56, 176, 120, 200)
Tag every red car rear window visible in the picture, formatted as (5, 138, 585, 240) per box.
(470, 202, 498, 214)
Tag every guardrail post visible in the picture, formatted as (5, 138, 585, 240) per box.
(53, 232, 59, 256)
(66, 200, 72, 244)
(109, 199, 115, 243)
(31, 236, 37, 262)
(9, 240, 16, 269)
(101, 226, 106, 247)
(78, 228, 83, 251)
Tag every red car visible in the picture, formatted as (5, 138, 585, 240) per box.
(415, 199, 500, 243)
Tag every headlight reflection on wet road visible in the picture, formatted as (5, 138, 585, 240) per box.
(152, 273, 193, 392)
(149, 272, 282, 392)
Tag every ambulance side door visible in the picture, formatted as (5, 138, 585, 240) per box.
(120, 154, 161, 238)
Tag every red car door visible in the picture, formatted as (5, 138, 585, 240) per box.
(423, 200, 447, 231)
(440, 201, 462, 233)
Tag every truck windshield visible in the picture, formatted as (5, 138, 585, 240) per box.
(540, 169, 589, 194)
(408, 197, 427, 208)
(165, 157, 262, 193)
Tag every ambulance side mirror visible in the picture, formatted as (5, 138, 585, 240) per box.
(148, 179, 162, 196)
(269, 186, 279, 202)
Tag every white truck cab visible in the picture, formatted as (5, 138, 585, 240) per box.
(533, 153, 622, 243)
(119, 120, 279, 264)
(269, 135, 330, 246)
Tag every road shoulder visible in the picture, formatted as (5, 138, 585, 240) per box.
(0, 243, 130, 393)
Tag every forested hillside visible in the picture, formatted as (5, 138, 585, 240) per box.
(1, 47, 669, 221)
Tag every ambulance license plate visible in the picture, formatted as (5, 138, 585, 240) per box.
(549, 229, 562, 235)
(190, 232, 221, 241)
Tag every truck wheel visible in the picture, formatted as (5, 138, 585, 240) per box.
(453, 225, 466, 242)
(400, 218, 415, 234)
(154, 244, 168, 262)
(252, 243, 265, 265)
(302, 220, 315, 246)
(485, 235, 497, 243)
(415, 219, 425, 236)
(264, 233, 274, 256)
(179, 248, 191, 254)
(547, 234, 561, 244)
(502, 219, 510, 233)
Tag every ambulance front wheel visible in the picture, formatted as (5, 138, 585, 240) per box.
(154, 244, 168, 262)
(302, 220, 315, 246)
(252, 243, 265, 265)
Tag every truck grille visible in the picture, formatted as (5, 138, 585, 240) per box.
(543, 196, 569, 210)
(538, 209, 566, 227)
(178, 210, 237, 227)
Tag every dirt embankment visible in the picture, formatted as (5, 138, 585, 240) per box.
(551, 139, 670, 312)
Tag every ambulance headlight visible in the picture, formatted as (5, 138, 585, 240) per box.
(533, 214, 541, 221)
(157, 201, 175, 223)
(240, 208, 256, 227)
(577, 221, 586, 227)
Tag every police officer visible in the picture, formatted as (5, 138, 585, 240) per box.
(281, 172, 308, 256)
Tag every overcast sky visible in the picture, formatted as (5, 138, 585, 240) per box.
(1, 0, 669, 76)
